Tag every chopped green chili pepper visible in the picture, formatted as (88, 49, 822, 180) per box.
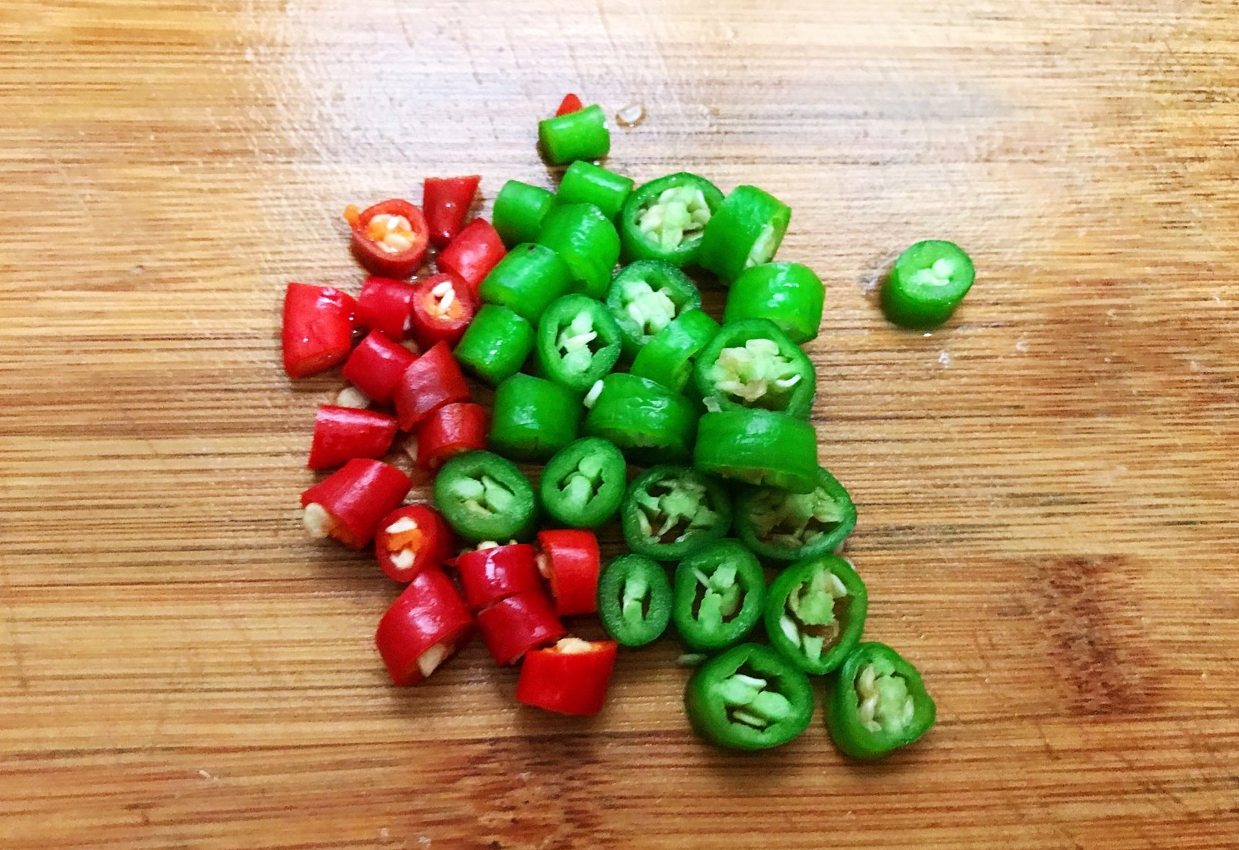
(454, 304, 535, 386)
(619, 172, 725, 267)
(434, 450, 538, 542)
(826, 642, 936, 759)
(556, 161, 634, 221)
(478, 243, 573, 324)
(493, 180, 555, 247)
(534, 294, 623, 392)
(605, 260, 702, 360)
(538, 103, 610, 166)
(694, 409, 819, 494)
(583, 373, 697, 464)
(597, 554, 673, 648)
(671, 539, 766, 653)
(764, 555, 866, 675)
(488, 373, 582, 462)
(620, 464, 731, 561)
(694, 319, 816, 419)
(539, 437, 627, 529)
(881, 240, 975, 328)
(629, 308, 719, 393)
(725, 262, 825, 344)
(684, 643, 814, 751)
(733, 465, 856, 562)
(696, 185, 791, 284)
(536, 203, 621, 300)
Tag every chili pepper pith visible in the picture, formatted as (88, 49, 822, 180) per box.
(596, 554, 672, 648)
(301, 458, 412, 550)
(422, 175, 480, 248)
(733, 465, 857, 562)
(825, 642, 936, 759)
(516, 637, 617, 716)
(374, 504, 455, 584)
(281, 283, 357, 379)
(307, 405, 398, 470)
(344, 199, 429, 279)
(671, 539, 767, 653)
(620, 464, 731, 562)
(538, 437, 627, 529)
(488, 373, 583, 462)
(433, 450, 539, 542)
(765, 555, 866, 675)
(374, 565, 473, 686)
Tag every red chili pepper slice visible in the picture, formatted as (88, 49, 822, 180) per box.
(435, 218, 506, 299)
(515, 637, 618, 716)
(415, 402, 489, 473)
(375, 565, 473, 686)
(344, 199, 429, 279)
(453, 543, 543, 612)
(341, 330, 417, 405)
(308, 405, 398, 470)
(409, 273, 477, 349)
(393, 340, 471, 431)
(281, 283, 357, 379)
(475, 590, 566, 666)
(300, 458, 412, 550)
(555, 93, 584, 117)
(356, 276, 419, 343)
(374, 504, 455, 583)
(536, 529, 602, 617)
(423, 175, 481, 248)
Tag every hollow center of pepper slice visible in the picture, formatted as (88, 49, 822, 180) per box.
(556, 452, 608, 505)
(637, 186, 712, 251)
(717, 663, 796, 730)
(690, 563, 744, 628)
(707, 338, 802, 409)
(448, 473, 516, 517)
(855, 658, 917, 734)
(555, 311, 606, 373)
(778, 567, 849, 663)
(620, 279, 681, 339)
(633, 477, 720, 544)
(745, 222, 777, 268)
(750, 485, 844, 548)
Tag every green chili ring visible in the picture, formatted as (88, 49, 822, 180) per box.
(620, 464, 732, 562)
(434, 450, 539, 542)
(764, 555, 866, 675)
(597, 554, 673, 647)
(825, 642, 937, 759)
(694, 318, 816, 419)
(693, 409, 819, 494)
(671, 539, 767, 653)
(684, 643, 814, 751)
(619, 172, 725, 267)
(733, 465, 857, 562)
(539, 437, 628, 529)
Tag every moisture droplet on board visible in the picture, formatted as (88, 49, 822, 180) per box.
(938, 350, 951, 367)
(616, 103, 646, 128)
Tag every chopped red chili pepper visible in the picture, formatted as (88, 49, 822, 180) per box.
(300, 458, 412, 550)
(281, 283, 357, 379)
(536, 529, 602, 617)
(410, 273, 476, 349)
(415, 402, 489, 473)
(515, 637, 617, 716)
(374, 504, 455, 583)
(423, 175, 481, 248)
(435, 218, 506, 298)
(475, 590, 566, 666)
(453, 542, 544, 612)
(375, 565, 473, 686)
(341, 330, 417, 405)
(356, 276, 419, 343)
(393, 341, 471, 431)
(344, 199, 429, 279)
(308, 405, 398, 470)
(555, 93, 584, 117)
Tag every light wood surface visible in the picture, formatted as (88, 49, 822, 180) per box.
(2, 0, 1238, 847)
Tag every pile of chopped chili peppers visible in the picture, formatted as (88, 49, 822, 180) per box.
(281, 93, 970, 757)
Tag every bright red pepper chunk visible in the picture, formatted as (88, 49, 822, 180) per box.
(423, 175, 481, 248)
(375, 565, 473, 686)
(555, 93, 583, 117)
(341, 330, 417, 405)
(281, 283, 357, 379)
(308, 405, 398, 470)
(435, 218, 506, 298)
(536, 529, 602, 617)
(410, 273, 476, 349)
(374, 504, 455, 583)
(393, 340, 471, 430)
(344, 199, 429, 279)
(300, 458, 412, 550)
(356, 277, 419, 343)
(516, 637, 618, 716)
(475, 590, 566, 666)
(415, 402, 489, 474)
(453, 543, 544, 612)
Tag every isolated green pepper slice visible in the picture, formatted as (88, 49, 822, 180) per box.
(619, 172, 725, 267)
(539, 437, 627, 529)
(606, 260, 702, 360)
(434, 450, 538, 542)
(536, 203, 621, 300)
(724, 262, 825, 344)
(538, 103, 610, 165)
(733, 465, 857, 562)
(454, 304, 535, 386)
(478, 243, 573, 324)
(583, 373, 697, 464)
(672, 539, 766, 652)
(629, 308, 720, 393)
(556, 161, 634, 221)
(684, 643, 814, 751)
(764, 555, 866, 675)
(535, 294, 623, 392)
(695, 319, 816, 419)
(696, 185, 791, 283)
(694, 409, 819, 494)
(493, 180, 555, 247)
(826, 642, 936, 759)
(881, 240, 975, 328)
(597, 554, 673, 648)
(488, 373, 582, 462)
(621, 464, 731, 561)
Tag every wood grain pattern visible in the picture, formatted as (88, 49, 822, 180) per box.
(2, 0, 1238, 847)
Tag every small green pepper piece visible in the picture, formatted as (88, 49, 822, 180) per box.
(534, 294, 623, 392)
(629, 308, 720, 393)
(764, 555, 866, 675)
(694, 409, 819, 494)
(538, 104, 610, 166)
(488, 373, 582, 462)
(539, 437, 627, 529)
(696, 185, 791, 283)
(606, 260, 702, 361)
(725, 262, 825, 344)
(536, 203, 621, 300)
(684, 643, 814, 751)
(493, 180, 555, 247)
(826, 642, 936, 759)
(694, 318, 816, 419)
(671, 539, 766, 652)
(454, 304, 535, 386)
(881, 240, 975, 328)
(478, 243, 573, 324)
(583, 373, 697, 464)
(556, 161, 634, 221)
(619, 172, 725, 267)
(597, 554, 673, 648)
(620, 464, 731, 562)
(733, 465, 857, 562)
(434, 450, 538, 542)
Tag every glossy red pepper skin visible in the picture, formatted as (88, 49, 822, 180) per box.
(409, 273, 477, 349)
(415, 402, 489, 473)
(536, 529, 601, 617)
(475, 590, 566, 666)
(374, 565, 473, 686)
(308, 405, 398, 470)
(516, 639, 618, 716)
(356, 277, 419, 343)
(436, 219, 506, 298)
(423, 175, 481, 248)
(556, 93, 583, 116)
(374, 504, 455, 583)
(453, 543, 544, 612)
(281, 283, 357, 378)
(393, 341, 471, 430)
(341, 330, 417, 405)
(300, 458, 412, 550)
(346, 199, 429, 279)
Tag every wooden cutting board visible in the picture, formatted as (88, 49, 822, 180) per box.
(2, 1, 1237, 847)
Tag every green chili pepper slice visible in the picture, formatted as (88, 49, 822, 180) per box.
(478, 242, 573, 324)
(597, 554, 673, 647)
(434, 450, 538, 542)
(539, 437, 627, 529)
(694, 409, 819, 494)
(493, 180, 555, 247)
(535, 203, 621, 300)
(534, 294, 623, 392)
(733, 465, 857, 562)
(620, 464, 731, 561)
(629, 308, 720, 393)
(538, 103, 610, 166)
(454, 304, 535, 386)
(696, 185, 791, 284)
(724, 262, 825, 345)
(671, 539, 766, 652)
(764, 555, 866, 675)
(605, 260, 702, 360)
(556, 161, 634, 222)
(881, 240, 975, 328)
(583, 373, 697, 464)
(694, 319, 816, 419)
(619, 172, 725, 267)
(684, 643, 814, 751)
(488, 373, 582, 462)
(826, 642, 936, 759)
